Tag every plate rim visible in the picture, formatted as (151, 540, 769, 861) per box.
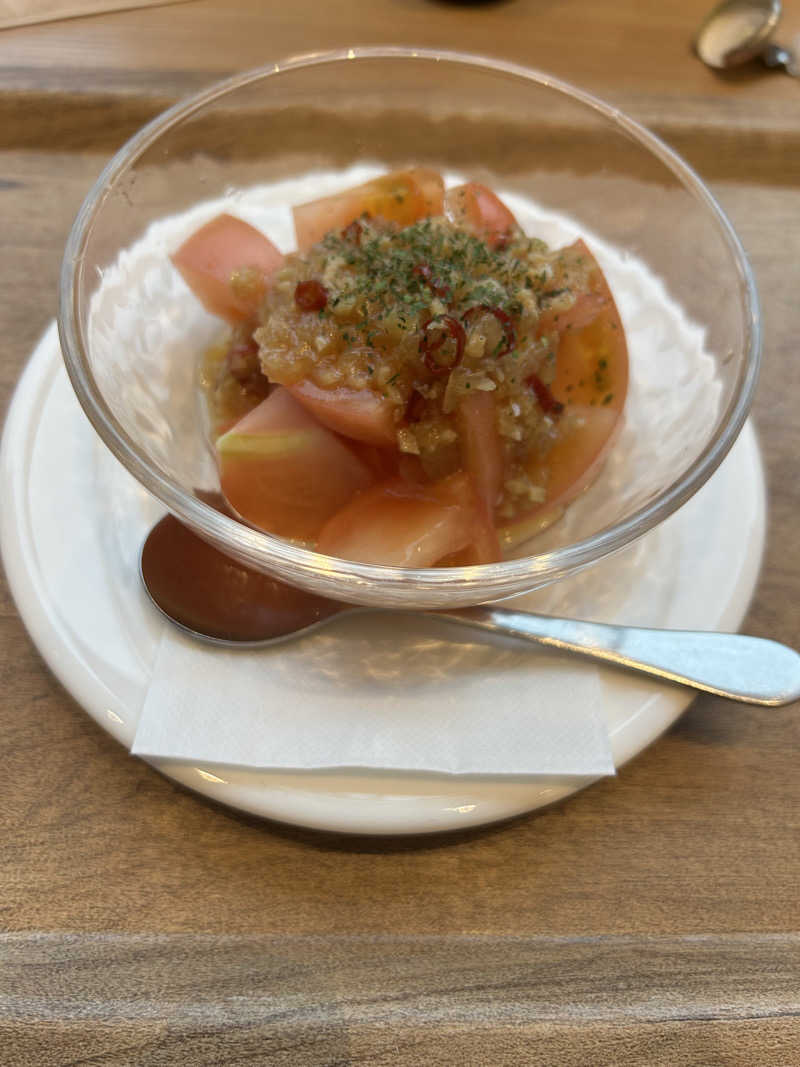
(0, 323, 767, 835)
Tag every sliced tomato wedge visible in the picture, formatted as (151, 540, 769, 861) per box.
(286, 380, 397, 447)
(317, 473, 478, 567)
(499, 243, 628, 550)
(548, 242, 628, 411)
(456, 390, 504, 518)
(499, 404, 622, 549)
(217, 387, 374, 541)
(293, 168, 445, 251)
(434, 471, 502, 566)
(537, 239, 611, 337)
(345, 442, 401, 482)
(454, 390, 505, 563)
(445, 182, 518, 248)
(171, 213, 283, 324)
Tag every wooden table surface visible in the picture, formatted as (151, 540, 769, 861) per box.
(2, 2, 800, 1063)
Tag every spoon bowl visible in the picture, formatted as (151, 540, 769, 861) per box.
(695, 0, 797, 74)
(140, 509, 342, 645)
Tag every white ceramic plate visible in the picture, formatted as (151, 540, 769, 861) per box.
(1, 326, 766, 834)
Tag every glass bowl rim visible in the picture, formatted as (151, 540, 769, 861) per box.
(57, 45, 761, 599)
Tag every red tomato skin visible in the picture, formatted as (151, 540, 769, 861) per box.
(445, 182, 518, 248)
(217, 387, 374, 541)
(171, 213, 283, 323)
(293, 168, 445, 251)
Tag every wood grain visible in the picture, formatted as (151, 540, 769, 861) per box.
(1, 1, 800, 1062)
(0, 0, 799, 159)
(0, 0, 798, 104)
(2, 933, 800, 1064)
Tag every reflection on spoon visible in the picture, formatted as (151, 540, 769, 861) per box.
(140, 503, 341, 644)
(694, 0, 798, 74)
(139, 509, 800, 706)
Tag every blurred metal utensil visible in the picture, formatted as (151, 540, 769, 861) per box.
(695, 0, 798, 74)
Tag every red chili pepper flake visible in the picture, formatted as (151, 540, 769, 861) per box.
(404, 389, 427, 424)
(461, 305, 516, 357)
(294, 279, 328, 312)
(419, 315, 466, 376)
(526, 372, 564, 415)
(341, 214, 371, 245)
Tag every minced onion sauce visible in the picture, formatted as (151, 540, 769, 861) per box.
(230, 213, 597, 518)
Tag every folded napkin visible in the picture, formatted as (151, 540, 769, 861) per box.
(132, 611, 614, 777)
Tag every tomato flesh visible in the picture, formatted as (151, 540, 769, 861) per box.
(548, 243, 628, 411)
(293, 168, 445, 251)
(217, 387, 374, 541)
(317, 474, 479, 567)
(171, 213, 283, 323)
(434, 471, 502, 565)
(286, 380, 397, 447)
(500, 241, 628, 548)
(445, 182, 519, 248)
(457, 391, 504, 517)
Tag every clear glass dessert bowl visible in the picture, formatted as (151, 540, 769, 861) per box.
(58, 48, 760, 609)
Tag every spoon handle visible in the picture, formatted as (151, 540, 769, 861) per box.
(762, 42, 800, 74)
(434, 608, 800, 706)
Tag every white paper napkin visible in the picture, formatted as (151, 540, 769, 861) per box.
(132, 612, 614, 777)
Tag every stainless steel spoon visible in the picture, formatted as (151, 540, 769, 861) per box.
(695, 0, 798, 74)
(140, 511, 800, 706)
